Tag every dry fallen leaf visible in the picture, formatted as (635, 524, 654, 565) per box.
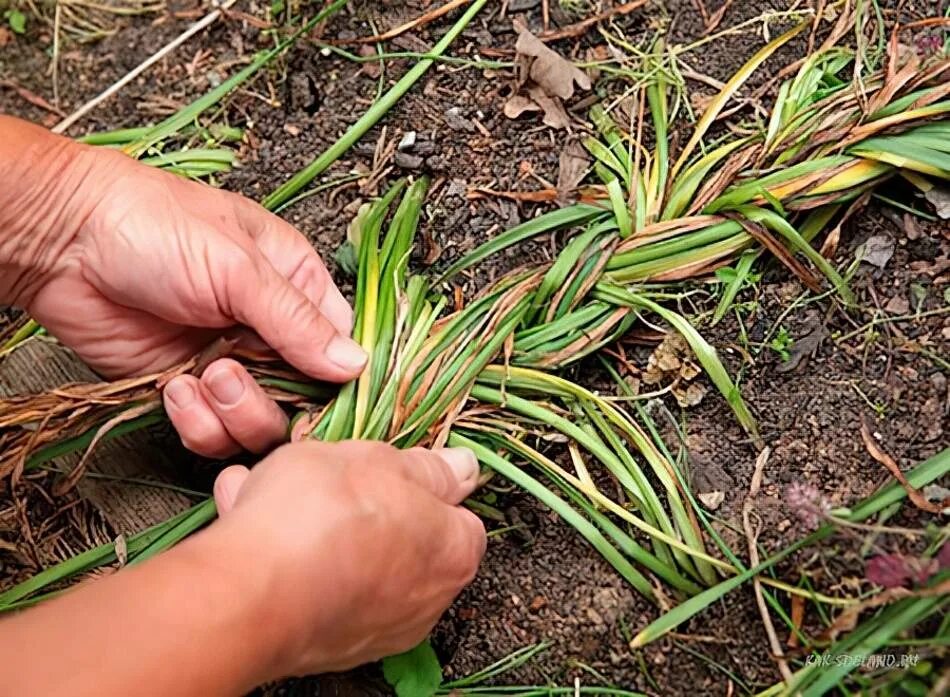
(503, 22, 591, 131)
(673, 381, 707, 407)
(556, 141, 590, 200)
(359, 44, 382, 78)
(902, 213, 922, 240)
(504, 94, 540, 119)
(528, 85, 571, 129)
(884, 294, 910, 315)
(697, 491, 725, 511)
(515, 27, 592, 99)
(924, 186, 950, 219)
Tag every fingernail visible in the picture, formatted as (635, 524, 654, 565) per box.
(438, 447, 479, 483)
(207, 366, 245, 406)
(165, 379, 195, 409)
(320, 287, 354, 336)
(326, 335, 368, 373)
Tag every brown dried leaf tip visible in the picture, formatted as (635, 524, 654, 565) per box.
(503, 22, 591, 129)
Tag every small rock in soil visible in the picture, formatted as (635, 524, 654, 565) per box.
(444, 107, 475, 132)
(394, 152, 424, 170)
(397, 131, 416, 151)
(884, 294, 910, 314)
(860, 234, 896, 268)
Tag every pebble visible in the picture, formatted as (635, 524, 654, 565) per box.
(398, 131, 416, 151)
(394, 152, 424, 170)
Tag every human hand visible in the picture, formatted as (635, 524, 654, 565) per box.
(206, 440, 487, 677)
(0, 441, 486, 696)
(0, 117, 364, 457)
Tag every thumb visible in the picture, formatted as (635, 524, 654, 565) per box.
(214, 465, 251, 514)
(397, 447, 481, 505)
(226, 253, 367, 382)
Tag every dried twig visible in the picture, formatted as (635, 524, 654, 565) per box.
(349, 0, 473, 44)
(51, 0, 240, 134)
(705, 0, 735, 34)
(860, 418, 941, 514)
(538, 0, 648, 42)
(742, 447, 794, 683)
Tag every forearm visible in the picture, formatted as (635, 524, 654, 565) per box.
(0, 524, 286, 696)
(0, 116, 99, 307)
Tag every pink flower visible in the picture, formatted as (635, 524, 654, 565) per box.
(785, 482, 829, 529)
(866, 553, 941, 589)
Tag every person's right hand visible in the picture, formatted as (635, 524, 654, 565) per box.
(205, 440, 486, 678)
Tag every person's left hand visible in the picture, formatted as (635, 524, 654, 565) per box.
(4, 119, 365, 457)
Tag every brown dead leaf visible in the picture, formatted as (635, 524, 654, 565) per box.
(884, 294, 910, 314)
(504, 94, 540, 119)
(0, 80, 65, 116)
(902, 213, 922, 240)
(673, 382, 707, 407)
(860, 417, 941, 514)
(528, 85, 571, 129)
(924, 186, 950, 219)
(777, 317, 827, 373)
(697, 490, 725, 510)
(515, 25, 591, 100)
(467, 188, 559, 203)
(556, 141, 589, 199)
(823, 579, 950, 642)
(909, 254, 950, 277)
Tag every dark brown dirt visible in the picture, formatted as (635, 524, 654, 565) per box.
(1, 1, 948, 695)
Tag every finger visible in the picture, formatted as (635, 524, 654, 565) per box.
(233, 197, 353, 335)
(214, 465, 251, 514)
(163, 375, 241, 458)
(435, 505, 487, 586)
(396, 447, 481, 505)
(226, 253, 367, 382)
(198, 358, 288, 453)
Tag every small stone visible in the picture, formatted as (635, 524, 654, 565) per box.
(884, 295, 910, 314)
(444, 107, 475, 132)
(698, 491, 725, 510)
(283, 124, 301, 136)
(398, 131, 417, 151)
(509, 0, 540, 10)
(394, 152, 424, 170)
(528, 595, 547, 612)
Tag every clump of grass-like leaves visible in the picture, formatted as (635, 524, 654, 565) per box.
(1, 7, 948, 677)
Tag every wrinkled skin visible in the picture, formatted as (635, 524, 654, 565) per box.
(25, 140, 367, 456)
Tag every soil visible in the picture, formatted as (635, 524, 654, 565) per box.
(1, 1, 948, 695)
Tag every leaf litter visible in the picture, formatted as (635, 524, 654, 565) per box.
(504, 21, 591, 129)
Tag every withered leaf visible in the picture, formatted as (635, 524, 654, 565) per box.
(528, 85, 571, 129)
(924, 186, 950, 220)
(556, 141, 590, 199)
(673, 382, 707, 408)
(515, 27, 592, 100)
(504, 94, 541, 119)
(777, 320, 827, 373)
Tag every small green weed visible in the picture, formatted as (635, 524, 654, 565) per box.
(769, 326, 794, 362)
